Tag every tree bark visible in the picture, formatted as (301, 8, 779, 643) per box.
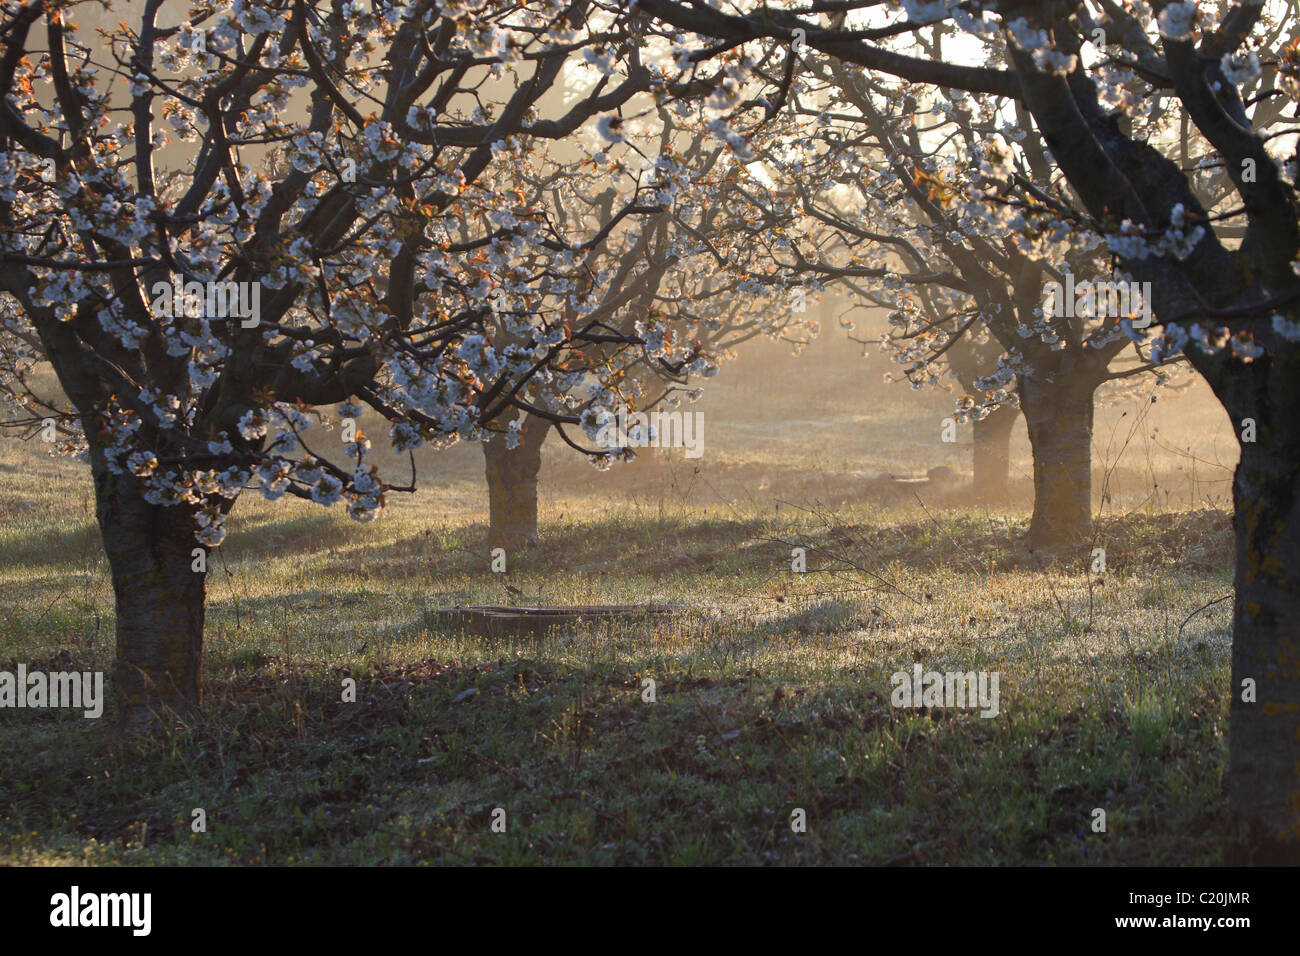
(93, 457, 206, 730)
(1215, 362, 1300, 863)
(971, 402, 1018, 503)
(483, 415, 552, 553)
(1020, 376, 1095, 550)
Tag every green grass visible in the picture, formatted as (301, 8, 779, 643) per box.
(0, 338, 1243, 864)
(0, 484, 1238, 864)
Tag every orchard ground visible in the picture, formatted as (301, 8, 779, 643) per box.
(0, 335, 1244, 864)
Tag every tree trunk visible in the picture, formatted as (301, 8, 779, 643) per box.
(1020, 377, 1095, 550)
(483, 416, 551, 553)
(971, 403, 1018, 502)
(93, 459, 206, 730)
(1222, 384, 1300, 863)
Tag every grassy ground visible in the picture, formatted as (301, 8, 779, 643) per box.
(0, 333, 1242, 865)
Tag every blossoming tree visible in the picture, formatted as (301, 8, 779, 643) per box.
(476, 108, 818, 550)
(641, 0, 1300, 861)
(0, 0, 726, 725)
(796, 53, 1193, 544)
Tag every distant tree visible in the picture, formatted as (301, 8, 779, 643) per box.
(477, 112, 817, 551)
(710, 42, 1185, 542)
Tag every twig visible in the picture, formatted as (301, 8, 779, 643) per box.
(1177, 593, 1233, 641)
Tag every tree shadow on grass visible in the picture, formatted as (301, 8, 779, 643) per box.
(361, 506, 1233, 591)
(0, 522, 105, 573)
(373, 512, 772, 579)
(730, 507, 1233, 577)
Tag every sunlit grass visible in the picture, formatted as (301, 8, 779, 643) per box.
(0, 340, 1241, 864)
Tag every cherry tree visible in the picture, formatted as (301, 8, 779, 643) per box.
(800, 56, 1192, 543)
(640, 0, 1300, 861)
(0, 0, 725, 725)
(477, 109, 818, 550)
